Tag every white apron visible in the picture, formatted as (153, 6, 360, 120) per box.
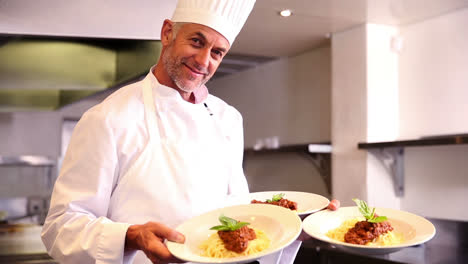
(107, 78, 233, 263)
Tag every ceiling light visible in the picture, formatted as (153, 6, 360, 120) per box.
(279, 9, 292, 17)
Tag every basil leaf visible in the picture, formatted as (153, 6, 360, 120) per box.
(210, 215, 251, 231)
(272, 193, 285, 202)
(210, 225, 232, 231)
(219, 215, 237, 227)
(352, 198, 388, 223)
(369, 216, 388, 223)
(353, 198, 369, 219)
(232, 222, 250, 230)
(370, 207, 376, 219)
(218, 215, 229, 226)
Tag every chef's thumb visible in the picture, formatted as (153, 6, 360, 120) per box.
(168, 230, 185, 243)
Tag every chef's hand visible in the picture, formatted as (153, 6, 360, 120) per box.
(327, 199, 340, 211)
(125, 221, 186, 264)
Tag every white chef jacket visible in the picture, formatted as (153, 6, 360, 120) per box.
(41, 67, 249, 264)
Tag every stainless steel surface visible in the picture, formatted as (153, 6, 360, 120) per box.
(0, 225, 47, 256)
(0, 156, 54, 167)
(0, 38, 161, 111)
(0, 156, 55, 219)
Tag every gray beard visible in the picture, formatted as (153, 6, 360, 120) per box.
(162, 45, 208, 93)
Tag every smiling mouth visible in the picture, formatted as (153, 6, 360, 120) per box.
(184, 63, 207, 76)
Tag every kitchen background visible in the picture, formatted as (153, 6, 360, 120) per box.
(0, 0, 467, 229)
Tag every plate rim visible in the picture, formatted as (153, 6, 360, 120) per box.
(302, 206, 436, 250)
(166, 203, 303, 264)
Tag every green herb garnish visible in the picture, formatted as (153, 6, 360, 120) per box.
(266, 193, 285, 203)
(352, 198, 387, 223)
(209, 215, 250, 231)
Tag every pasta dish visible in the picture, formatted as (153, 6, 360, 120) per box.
(199, 215, 270, 258)
(326, 199, 404, 246)
(251, 193, 298, 211)
(199, 228, 270, 258)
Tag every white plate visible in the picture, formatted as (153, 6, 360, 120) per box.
(244, 191, 330, 216)
(166, 204, 302, 264)
(302, 206, 436, 255)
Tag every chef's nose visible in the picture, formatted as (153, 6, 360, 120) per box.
(194, 48, 210, 69)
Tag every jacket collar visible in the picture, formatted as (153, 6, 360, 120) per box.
(147, 65, 209, 104)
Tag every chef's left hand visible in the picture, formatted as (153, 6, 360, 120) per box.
(298, 199, 340, 241)
(327, 199, 340, 211)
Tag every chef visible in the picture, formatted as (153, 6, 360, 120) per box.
(41, 0, 256, 263)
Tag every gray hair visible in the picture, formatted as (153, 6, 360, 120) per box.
(172, 22, 186, 40)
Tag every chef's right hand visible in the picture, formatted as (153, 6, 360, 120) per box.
(125, 221, 186, 264)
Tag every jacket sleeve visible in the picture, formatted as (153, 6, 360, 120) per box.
(41, 108, 135, 264)
(227, 108, 249, 195)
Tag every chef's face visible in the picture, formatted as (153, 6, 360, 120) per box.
(161, 21, 230, 92)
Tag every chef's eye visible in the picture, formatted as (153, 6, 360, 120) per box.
(212, 49, 223, 59)
(191, 38, 203, 47)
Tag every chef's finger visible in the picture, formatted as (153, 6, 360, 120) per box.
(147, 253, 184, 264)
(143, 231, 178, 262)
(327, 199, 340, 211)
(145, 222, 185, 243)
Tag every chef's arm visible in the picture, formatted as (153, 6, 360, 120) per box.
(41, 110, 131, 264)
(125, 222, 185, 263)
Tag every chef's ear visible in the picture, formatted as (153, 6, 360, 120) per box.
(161, 19, 175, 46)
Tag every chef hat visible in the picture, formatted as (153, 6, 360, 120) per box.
(171, 0, 256, 45)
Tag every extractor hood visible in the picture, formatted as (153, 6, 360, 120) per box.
(0, 36, 162, 111)
(0, 35, 275, 112)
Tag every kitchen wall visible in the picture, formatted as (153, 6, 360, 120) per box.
(209, 46, 331, 148)
(331, 7, 468, 221)
(398, 7, 468, 220)
(332, 23, 402, 210)
(330, 25, 369, 207)
(208, 46, 331, 196)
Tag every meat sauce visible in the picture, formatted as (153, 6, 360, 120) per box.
(344, 220, 393, 245)
(251, 198, 298, 211)
(218, 226, 257, 253)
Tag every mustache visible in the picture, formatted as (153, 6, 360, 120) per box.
(181, 58, 209, 75)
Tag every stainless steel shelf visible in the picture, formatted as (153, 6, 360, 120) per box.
(358, 133, 468, 197)
(0, 156, 55, 167)
(244, 143, 332, 194)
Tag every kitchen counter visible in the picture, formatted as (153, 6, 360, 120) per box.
(295, 217, 468, 264)
(0, 225, 56, 264)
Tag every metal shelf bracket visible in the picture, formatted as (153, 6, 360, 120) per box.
(368, 147, 405, 197)
(306, 152, 332, 195)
